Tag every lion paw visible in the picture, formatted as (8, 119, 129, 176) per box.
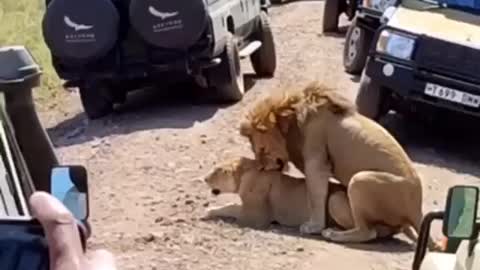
(204, 207, 220, 218)
(300, 221, 325, 235)
(321, 228, 339, 240)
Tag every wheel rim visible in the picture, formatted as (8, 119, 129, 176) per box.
(347, 26, 362, 65)
(236, 70, 245, 94)
(234, 45, 245, 94)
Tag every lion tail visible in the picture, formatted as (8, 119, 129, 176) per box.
(402, 225, 419, 243)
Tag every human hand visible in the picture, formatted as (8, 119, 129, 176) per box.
(29, 191, 117, 270)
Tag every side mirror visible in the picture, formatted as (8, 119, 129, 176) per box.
(0, 46, 42, 92)
(442, 185, 479, 240)
(50, 165, 89, 221)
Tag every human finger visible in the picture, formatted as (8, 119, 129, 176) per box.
(29, 192, 84, 270)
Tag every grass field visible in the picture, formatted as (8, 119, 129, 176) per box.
(0, 1, 60, 105)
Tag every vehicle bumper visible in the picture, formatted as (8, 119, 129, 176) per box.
(52, 28, 215, 87)
(54, 54, 218, 86)
(366, 56, 480, 117)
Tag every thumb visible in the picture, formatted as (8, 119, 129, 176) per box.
(29, 192, 84, 270)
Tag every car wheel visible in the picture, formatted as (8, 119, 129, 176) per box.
(343, 18, 373, 75)
(323, 0, 341, 33)
(209, 33, 245, 102)
(250, 11, 277, 78)
(79, 81, 114, 120)
(355, 70, 387, 121)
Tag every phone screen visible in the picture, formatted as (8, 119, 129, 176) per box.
(0, 218, 49, 270)
(50, 166, 88, 221)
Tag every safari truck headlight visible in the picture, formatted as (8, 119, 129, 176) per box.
(376, 30, 416, 60)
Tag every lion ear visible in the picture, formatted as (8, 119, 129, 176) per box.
(239, 121, 252, 136)
(325, 91, 354, 114)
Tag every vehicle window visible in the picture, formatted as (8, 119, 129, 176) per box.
(406, 0, 441, 8)
(420, 0, 439, 4)
(0, 145, 16, 216)
(0, 120, 20, 216)
(410, 0, 480, 14)
(0, 112, 29, 217)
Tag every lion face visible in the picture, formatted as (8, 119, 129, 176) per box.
(244, 126, 289, 171)
(204, 163, 239, 196)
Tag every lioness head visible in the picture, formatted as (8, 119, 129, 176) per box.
(204, 158, 249, 196)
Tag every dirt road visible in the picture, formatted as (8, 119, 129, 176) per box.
(40, 1, 480, 270)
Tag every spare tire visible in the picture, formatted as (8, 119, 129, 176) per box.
(42, 0, 119, 63)
(129, 0, 208, 49)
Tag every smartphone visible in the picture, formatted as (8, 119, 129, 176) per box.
(0, 217, 49, 270)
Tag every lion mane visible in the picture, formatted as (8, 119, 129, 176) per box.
(240, 81, 355, 134)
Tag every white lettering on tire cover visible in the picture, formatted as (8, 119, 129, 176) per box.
(148, 6, 183, 33)
(63, 16, 96, 43)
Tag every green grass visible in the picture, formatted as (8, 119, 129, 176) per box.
(0, 1, 61, 107)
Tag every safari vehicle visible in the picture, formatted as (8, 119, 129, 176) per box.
(41, 0, 277, 119)
(355, 0, 480, 121)
(412, 185, 479, 270)
(322, 0, 399, 75)
(0, 45, 90, 238)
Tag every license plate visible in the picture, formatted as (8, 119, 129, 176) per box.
(424, 83, 480, 108)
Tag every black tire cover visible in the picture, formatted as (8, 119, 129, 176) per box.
(129, 0, 208, 49)
(42, 0, 119, 62)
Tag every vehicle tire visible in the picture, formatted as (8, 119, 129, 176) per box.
(323, 0, 341, 33)
(355, 70, 387, 121)
(343, 18, 374, 75)
(209, 33, 245, 102)
(250, 11, 277, 77)
(79, 81, 114, 120)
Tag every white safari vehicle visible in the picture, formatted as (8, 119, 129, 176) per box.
(412, 185, 479, 270)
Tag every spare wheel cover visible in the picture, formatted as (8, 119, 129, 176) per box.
(129, 0, 208, 49)
(42, 0, 119, 62)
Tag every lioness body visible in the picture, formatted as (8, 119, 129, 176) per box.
(240, 82, 439, 249)
(203, 157, 354, 230)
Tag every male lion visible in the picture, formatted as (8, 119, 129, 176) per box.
(239, 81, 440, 250)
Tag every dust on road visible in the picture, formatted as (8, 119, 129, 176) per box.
(39, 1, 480, 270)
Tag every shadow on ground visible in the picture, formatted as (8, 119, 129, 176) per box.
(202, 217, 414, 253)
(380, 112, 480, 178)
(320, 25, 349, 38)
(48, 74, 258, 148)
